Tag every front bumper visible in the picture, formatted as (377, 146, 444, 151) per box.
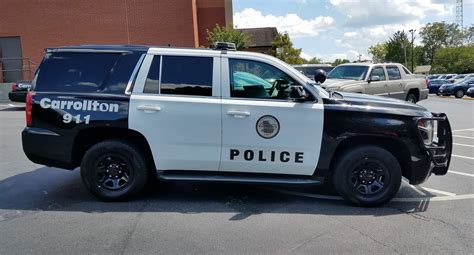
(415, 113, 452, 176)
(437, 88, 452, 96)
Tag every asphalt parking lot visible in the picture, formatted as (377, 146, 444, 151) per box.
(0, 96, 473, 254)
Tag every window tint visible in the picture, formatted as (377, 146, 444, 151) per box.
(229, 59, 297, 99)
(370, 67, 386, 81)
(35, 52, 120, 92)
(160, 56, 213, 96)
(143, 56, 161, 94)
(386, 66, 401, 80)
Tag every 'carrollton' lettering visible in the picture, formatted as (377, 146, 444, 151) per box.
(230, 149, 304, 163)
(39, 98, 119, 113)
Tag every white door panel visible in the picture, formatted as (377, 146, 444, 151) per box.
(130, 95, 221, 171)
(220, 99, 324, 176)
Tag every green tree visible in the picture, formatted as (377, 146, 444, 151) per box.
(206, 24, 249, 50)
(465, 25, 474, 45)
(303, 57, 322, 64)
(368, 43, 388, 62)
(431, 45, 474, 73)
(270, 32, 305, 64)
(385, 31, 410, 64)
(332, 58, 350, 66)
(419, 22, 464, 64)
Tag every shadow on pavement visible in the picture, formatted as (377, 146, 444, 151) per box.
(0, 167, 432, 220)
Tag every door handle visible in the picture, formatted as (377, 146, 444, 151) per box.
(227, 110, 250, 118)
(137, 105, 161, 113)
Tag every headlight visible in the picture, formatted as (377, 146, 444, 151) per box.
(418, 119, 435, 145)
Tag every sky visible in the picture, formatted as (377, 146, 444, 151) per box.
(232, 0, 474, 62)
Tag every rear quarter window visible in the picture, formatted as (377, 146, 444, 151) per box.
(35, 52, 121, 92)
(386, 66, 402, 80)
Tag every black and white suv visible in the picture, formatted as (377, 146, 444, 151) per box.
(22, 44, 452, 206)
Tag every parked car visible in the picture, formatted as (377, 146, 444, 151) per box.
(427, 74, 440, 80)
(436, 74, 457, 80)
(323, 63, 428, 103)
(447, 74, 467, 83)
(8, 80, 32, 102)
(428, 79, 451, 94)
(438, 78, 474, 98)
(293, 64, 334, 80)
(21, 44, 452, 206)
(466, 87, 474, 98)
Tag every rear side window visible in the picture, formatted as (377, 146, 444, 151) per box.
(386, 66, 401, 80)
(160, 56, 213, 96)
(35, 52, 120, 92)
(143, 56, 161, 94)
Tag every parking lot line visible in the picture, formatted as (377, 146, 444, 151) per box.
(452, 154, 474, 160)
(452, 135, 474, 139)
(449, 170, 474, 178)
(418, 187, 456, 196)
(453, 143, 474, 148)
(452, 128, 474, 132)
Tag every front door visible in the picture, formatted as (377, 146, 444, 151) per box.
(129, 53, 222, 171)
(365, 66, 388, 96)
(219, 57, 324, 176)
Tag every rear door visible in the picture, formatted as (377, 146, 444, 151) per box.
(129, 51, 222, 171)
(219, 56, 324, 176)
(386, 65, 405, 99)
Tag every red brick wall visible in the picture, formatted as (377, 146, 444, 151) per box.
(197, 7, 226, 47)
(0, 0, 220, 69)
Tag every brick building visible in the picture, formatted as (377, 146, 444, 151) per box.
(0, 0, 232, 82)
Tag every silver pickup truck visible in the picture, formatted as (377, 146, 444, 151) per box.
(322, 63, 429, 103)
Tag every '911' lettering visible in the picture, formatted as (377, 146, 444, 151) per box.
(63, 113, 91, 124)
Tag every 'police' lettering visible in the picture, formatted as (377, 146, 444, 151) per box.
(230, 149, 304, 163)
(230, 149, 239, 160)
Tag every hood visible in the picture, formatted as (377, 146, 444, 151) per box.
(322, 78, 361, 89)
(324, 92, 430, 117)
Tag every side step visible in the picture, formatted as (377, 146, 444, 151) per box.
(157, 171, 323, 186)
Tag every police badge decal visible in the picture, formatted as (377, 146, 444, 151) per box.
(256, 115, 280, 139)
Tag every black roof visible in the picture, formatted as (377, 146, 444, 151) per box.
(45, 44, 150, 53)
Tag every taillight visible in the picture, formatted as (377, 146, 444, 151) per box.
(11, 83, 17, 92)
(26, 91, 34, 126)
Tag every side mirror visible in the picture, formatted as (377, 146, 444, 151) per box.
(369, 75, 380, 82)
(289, 85, 308, 102)
(314, 69, 327, 84)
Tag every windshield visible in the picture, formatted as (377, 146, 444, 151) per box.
(327, 65, 369, 81)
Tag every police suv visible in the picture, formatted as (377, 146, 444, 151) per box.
(22, 43, 452, 206)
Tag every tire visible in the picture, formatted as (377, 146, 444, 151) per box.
(406, 93, 417, 104)
(454, 90, 464, 98)
(81, 140, 149, 201)
(333, 145, 402, 207)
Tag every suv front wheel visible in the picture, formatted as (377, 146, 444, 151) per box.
(333, 145, 402, 207)
(81, 140, 149, 201)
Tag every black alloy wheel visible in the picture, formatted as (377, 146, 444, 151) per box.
(81, 140, 149, 201)
(333, 145, 402, 207)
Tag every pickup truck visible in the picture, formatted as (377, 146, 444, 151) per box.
(322, 63, 429, 103)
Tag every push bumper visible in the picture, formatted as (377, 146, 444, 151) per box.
(415, 113, 452, 176)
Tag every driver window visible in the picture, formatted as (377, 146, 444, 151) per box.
(370, 67, 386, 81)
(229, 58, 297, 99)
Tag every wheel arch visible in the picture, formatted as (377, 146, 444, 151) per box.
(328, 135, 412, 179)
(72, 127, 155, 171)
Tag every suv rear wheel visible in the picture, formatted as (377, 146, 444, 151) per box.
(333, 145, 402, 207)
(406, 92, 418, 104)
(81, 140, 149, 201)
